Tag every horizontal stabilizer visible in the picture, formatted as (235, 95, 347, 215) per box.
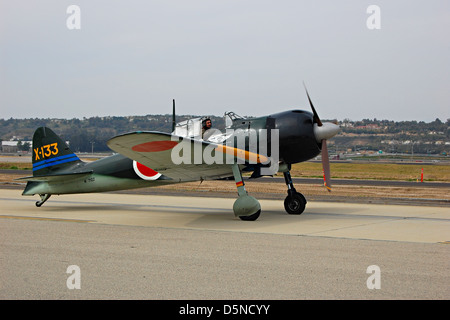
(16, 171, 93, 182)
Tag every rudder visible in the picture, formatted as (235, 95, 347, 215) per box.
(32, 127, 82, 176)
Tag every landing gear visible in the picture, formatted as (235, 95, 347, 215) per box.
(36, 194, 51, 207)
(283, 170, 307, 215)
(231, 163, 261, 221)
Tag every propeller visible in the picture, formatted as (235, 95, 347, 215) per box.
(303, 83, 339, 192)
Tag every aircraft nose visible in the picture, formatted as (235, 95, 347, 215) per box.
(313, 122, 340, 143)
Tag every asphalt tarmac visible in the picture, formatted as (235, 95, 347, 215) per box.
(0, 189, 448, 300)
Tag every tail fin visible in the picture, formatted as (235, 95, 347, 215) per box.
(32, 127, 82, 176)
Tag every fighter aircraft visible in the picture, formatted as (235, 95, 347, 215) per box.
(18, 88, 339, 221)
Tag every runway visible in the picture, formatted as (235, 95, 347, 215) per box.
(256, 176, 450, 188)
(0, 189, 449, 299)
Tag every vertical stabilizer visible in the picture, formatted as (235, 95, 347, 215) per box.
(31, 127, 82, 176)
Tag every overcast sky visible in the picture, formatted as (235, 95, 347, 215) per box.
(1, 1, 449, 122)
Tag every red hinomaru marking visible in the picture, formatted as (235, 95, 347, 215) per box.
(133, 161, 161, 180)
(236, 181, 244, 187)
(132, 140, 178, 152)
(136, 162, 159, 177)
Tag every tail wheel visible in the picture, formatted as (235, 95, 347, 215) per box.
(284, 193, 306, 215)
(35, 194, 51, 207)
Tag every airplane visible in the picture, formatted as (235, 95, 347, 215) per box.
(17, 88, 339, 221)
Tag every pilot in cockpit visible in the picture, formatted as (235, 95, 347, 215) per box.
(202, 118, 212, 138)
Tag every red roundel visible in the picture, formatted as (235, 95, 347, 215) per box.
(133, 161, 161, 180)
(132, 140, 178, 152)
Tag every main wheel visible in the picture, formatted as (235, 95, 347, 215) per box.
(239, 209, 261, 221)
(284, 193, 306, 215)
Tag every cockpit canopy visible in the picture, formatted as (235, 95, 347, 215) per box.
(224, 111, 244, 128)
(172, 112, 244, 142)
(172, 116, 206, 138)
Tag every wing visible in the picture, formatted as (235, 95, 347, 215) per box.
(107, 131, 268, 182)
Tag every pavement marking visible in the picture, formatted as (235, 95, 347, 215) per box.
(0, 215, 93, 223)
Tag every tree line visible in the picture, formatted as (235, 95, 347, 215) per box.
(0, 115, 224, 153)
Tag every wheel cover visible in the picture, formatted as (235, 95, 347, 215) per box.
(288, 198, 301, 211)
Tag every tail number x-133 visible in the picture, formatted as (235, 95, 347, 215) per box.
(34, 143, 59, 160)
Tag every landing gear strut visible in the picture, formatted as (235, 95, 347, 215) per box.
(283, 170, 306, 215)
(36, 194, 51, 207)
(231, 163, 261, 221)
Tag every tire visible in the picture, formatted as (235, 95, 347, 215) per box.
(284, 193, 306, 215)
(239, 209, 261, 221)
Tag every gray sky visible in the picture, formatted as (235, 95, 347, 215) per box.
(1, 0, 449, 121)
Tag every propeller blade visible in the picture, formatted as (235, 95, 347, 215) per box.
(172, 99, 176, 132)
(303, 82, 322, 126)
(321, 139, 331, 192)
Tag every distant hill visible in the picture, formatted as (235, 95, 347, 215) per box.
(0, 114, 225, 153)
(0, 115, 448, 155)
(334, 118, 449, 155)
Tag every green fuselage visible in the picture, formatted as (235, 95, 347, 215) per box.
(23, 154, 175, 196)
